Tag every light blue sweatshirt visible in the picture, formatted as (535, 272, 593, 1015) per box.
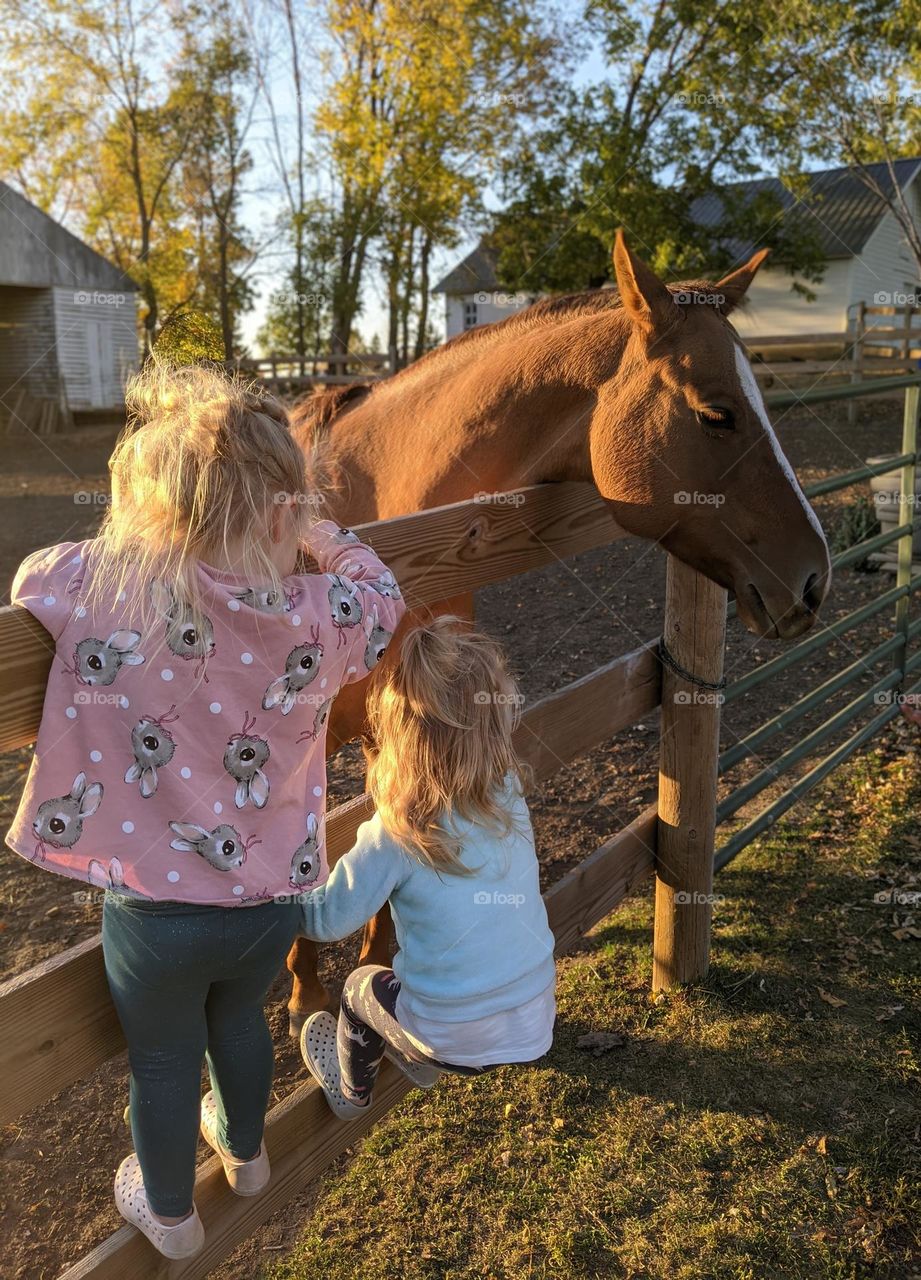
(301, 779, 556, 1024)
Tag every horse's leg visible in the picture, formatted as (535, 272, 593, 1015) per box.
(286, 936, 333, 1037)
(354, 593, 476, 976)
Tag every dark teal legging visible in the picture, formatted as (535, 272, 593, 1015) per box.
(102, 892, 301, 1216)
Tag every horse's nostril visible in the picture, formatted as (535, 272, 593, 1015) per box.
(803, 572, 821, 611)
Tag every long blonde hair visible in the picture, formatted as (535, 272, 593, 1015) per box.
(365, 617, 528, 873)
(87, 362, 312, 653)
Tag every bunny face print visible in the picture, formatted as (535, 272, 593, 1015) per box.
(169, 821, 259, 872)
(150, 580, 215, 664)
(367, 570, 402, 600)
(289, 812, 322, 888)
(223, 713, 271, 808)
(125, 706, 179, 798)
(71, 631, 144, 685)
(328, 574, 363, 646)
(233, 586, 295, 613)
(262, 624, 324, 715)
(33, 772, 103, 856)
(363, 607, 393, 670)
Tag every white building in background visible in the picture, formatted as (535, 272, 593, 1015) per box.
(433, 159, 921, 342)
(0, 180, 139, 432)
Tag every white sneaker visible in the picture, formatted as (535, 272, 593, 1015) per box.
(384, 1046, 442, 1088)
(199, 1091, 271, 1196)
(300, 1011, 370, 1120)
(114, 1153, 205, 1260)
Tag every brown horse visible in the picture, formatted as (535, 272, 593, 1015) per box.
(283, 230, 831, 1031)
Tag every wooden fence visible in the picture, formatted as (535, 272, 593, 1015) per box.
(2, 374, 921, 1275)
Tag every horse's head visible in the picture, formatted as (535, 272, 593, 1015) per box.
(589, 231, 830, 640)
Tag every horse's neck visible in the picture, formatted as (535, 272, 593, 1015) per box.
(327, 308, 632, 522)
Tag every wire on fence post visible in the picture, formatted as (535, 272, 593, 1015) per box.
(895, 383, 920, 684)
(653, 557, 727, 990)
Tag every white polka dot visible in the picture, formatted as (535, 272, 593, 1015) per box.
(291, 613, 301, 626)
(75, 606, 87, 618)
(240, 652, 253, 665)
(122, 821, 135, 834)
(65, 706, 78, 720)
(227, 598, 241, 611)
(167, 870, 180, 883)
(161, 669, 174, 682)
(312, 785, 323, 797)
(232, 884, 245, 896)
(119, 695, 129, 709)
(320, 677, 328, 689)
(43, 595, 56, 607)
(180, 766, 192, 779)
(210, 701, 222, 714)
(71, 554, 83, 565)
(89, 750, 102, 763)
(214, 801, 223, 814)
(117, 590, 126, 602)
(347, 667, 357, 676)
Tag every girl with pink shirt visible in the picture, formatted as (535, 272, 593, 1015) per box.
(6, 364, 404, 1259)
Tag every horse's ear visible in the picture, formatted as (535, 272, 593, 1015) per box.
(612, 229, 677, 335)
(714, 248, 770, 315)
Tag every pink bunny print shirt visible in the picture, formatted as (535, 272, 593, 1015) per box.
(6, 522, 405, 906)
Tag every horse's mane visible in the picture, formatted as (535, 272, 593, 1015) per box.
(291, 277, 727, 439)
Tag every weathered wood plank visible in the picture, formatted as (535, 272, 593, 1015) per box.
(0, 482, 621, 755)
(58, 807, 656, 1280)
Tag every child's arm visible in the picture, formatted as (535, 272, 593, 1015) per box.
(301, 519, 407, 683)
(301, 816, 407, 942)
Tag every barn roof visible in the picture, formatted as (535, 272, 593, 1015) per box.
(434, 158, 921, 294)
(0, 181, 138, 291)
(691, 157, 921, 262)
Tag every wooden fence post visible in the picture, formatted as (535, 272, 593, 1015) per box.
(653, 556, 727, 989)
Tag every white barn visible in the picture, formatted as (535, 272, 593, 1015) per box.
(0, 180, 139, 432)
(434, 159, 921, 342)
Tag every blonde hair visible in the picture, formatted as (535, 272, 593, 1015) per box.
(365, 617, 528, 873)
(87, 362, 312, 655)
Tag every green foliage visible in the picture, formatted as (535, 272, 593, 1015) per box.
(831, 494, 882, 571)
(150, 312, 225, 366)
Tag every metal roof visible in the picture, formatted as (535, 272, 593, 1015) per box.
(690, 157, 921, 262)
(0, 180, 139, 291)
(432, 241, 500, 294)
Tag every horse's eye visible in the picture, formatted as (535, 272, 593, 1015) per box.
(697, 407, 735, 430)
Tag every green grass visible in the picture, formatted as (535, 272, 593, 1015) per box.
(269, 746, 921, 1280)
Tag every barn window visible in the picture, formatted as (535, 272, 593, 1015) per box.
(463, 300, 479, 330)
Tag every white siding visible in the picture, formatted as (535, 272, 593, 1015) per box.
(444, 290, 535, 339)
(52, 286, 138, 409)
(731, 260, 853, 339)
(0, 286, 59, 398)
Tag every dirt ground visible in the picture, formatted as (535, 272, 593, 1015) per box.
(0, 394, 913, 1278)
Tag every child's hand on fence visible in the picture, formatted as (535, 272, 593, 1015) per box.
(900, 694, 921, 726)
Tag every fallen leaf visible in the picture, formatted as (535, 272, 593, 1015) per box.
(818, 988, 847, 1008)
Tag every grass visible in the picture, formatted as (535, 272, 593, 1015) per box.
(268, 742, 921, 1280)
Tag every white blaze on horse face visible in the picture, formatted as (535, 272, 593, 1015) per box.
(732, 343, 827, 547)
